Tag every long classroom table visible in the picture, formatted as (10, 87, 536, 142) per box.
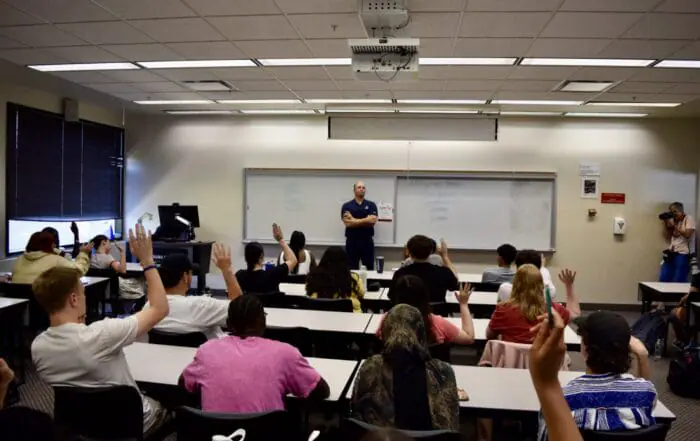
(638, 282, 690, 314)
(265, 308, 374, 334)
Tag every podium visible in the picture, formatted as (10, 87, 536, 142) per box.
(127, 241, 213, 292)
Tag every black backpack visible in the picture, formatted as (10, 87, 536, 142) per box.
(631, 310, 667, 353)
(667, 344, 700, 399)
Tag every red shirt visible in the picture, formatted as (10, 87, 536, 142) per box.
(376, 313, 460, 344)
(487, 303, 570, 344)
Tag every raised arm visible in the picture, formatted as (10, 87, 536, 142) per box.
(677, 216, 695, 239)
(273, 223, 298, 271)
(129, 224, 169, 337)
(212, 243, 242, 300)
(437, 239, 459, 279)
(558, 269, 581, 319)
(70, 221, 80, 259)
(111, 243, 127, 274)
(629, 336, 651, 380)
(453, 284, 475, 345)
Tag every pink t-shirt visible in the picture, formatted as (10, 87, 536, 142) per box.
(182, 335, 321, 413)
(375, 313, 460, 344)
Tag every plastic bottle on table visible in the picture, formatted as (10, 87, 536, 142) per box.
(359, 264, 368, 292)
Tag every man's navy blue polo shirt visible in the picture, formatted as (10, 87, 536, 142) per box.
(341, 199, 378, 240)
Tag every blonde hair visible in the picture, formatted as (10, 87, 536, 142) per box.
(505, 264, 546, 321)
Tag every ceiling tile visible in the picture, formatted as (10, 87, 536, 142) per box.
(420, 66, 513, 80)
(50, 71, 117, 83)
(508, 66, 578, 80)
(526, 38, 611, 57)
(454, 38, 532, 57)
(499, 80, 562, 91)
(670, 41, 700, 59)
(305, 39, 352, 58)
(287, 14, 366, 39)
(392, 90, 492, 100)
(209, 15, 298, 40)
(264, 67, 331, 80)
(444, 80, 503, 91)
(284, 79, 338, 91)
(560, 0, 660, 12)
(340, 90, 393, 100)
(203, 91, 298, 100)
(131, 18, 224, 43)
(568, 67, 638, 81)
(665, 83, 700, 94)
(466, 0, 560, 11)
(655, 0, 700, 13)
(104, 43, 184, 61)
(0, 47, 69, 64)
(399, 13, 461, 38)
(183, 0, 280, 16)
(410, 0, 463, 11)
(325, 66, 356, 80)
(492, 91, 594, 101)
(59, 22, 152, 44)
(0, 3, 44, 26)
(597, 39, 688, 58)
(167, 41, 245, 59)
(599, 92, 697, 103)
(541, 12, 643, 38)
(230, 80, 288, 91)
(135, 82, 189, 92)
(47, 45, 125, 63)
(149, 68, 220, 81)
(460, 13, 551, 37)
(113, 92, 160, 101)
(234, 39, 312, 58)
(85, 82, 145, 93)
(132, 91, 207, 100)
(274, 0, 357, 13)
(0, 24, 88, 47)
(298, 91, 343, 100)
(624, 13, 700, 40)
(104, 70, 169, 82)
(95, 0, 196, 19)
(631, 68, 700, 83)
(611, 81, 676, 93)
(335, 80, 392, 91)
(209, 67, 274, 80)
(419, 38, 456, 57)
(390, 80, 445, 91)
(0, 35, 25, 49)
(4, 0, 117, 23)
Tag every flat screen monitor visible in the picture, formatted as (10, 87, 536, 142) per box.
(158, 204, 200, 229)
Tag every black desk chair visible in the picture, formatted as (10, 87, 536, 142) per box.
(581, 424, 670, 441)
(148, 329, 207, 348)
(428, 343, 452, 363)
(341, 418, 461, 441)
(0, 282, 48, 333)
(470, 282, 501, 293)
(176, 406, 297, 441)
(297, 296, 354, 312)
(264, 326, 312, 356)
(54, 385, 170, 441)
(249, 291, 289, 308)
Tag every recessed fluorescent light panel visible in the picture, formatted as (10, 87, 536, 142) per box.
(306, 99, 392, 104)
(397, 109, 479, 114)
(165, 110, 236, 115)
(325, 108, 396, 113)
(397, 99, 486, 105)
(500, 111, 562, 116)
(134, 100, 213, 105)
(258, 58, 351, 66)
(587, 102, 681, 108)
(419, 57, 516, 66)
(559, 81, 614, 92)
(137, 60, 255, 69)
(492, 100, 583, 106)
(239, 110, 317, 114)
(28, 62, 140, 72)
(521, 58, 654, 67)
(565, 113, 648, 118)
(217, 99, 301, 104)
(654, 60, 700, 68)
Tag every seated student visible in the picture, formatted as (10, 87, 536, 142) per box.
(11, 232, 91, 284)
(497, 249, 556, 303)
(278, 231, 316, 275)
(376, 275, 474, 345)
(90, 235, 126, 274)
(145, 244, 242, 340)
(538, 311, 656, 441)
(30, 225, 171, 437)
(482, 244, 517, 284)
(236, 223, 298, 293)
(43, 222, 80, 259)
(400, 238, 444, 267)
(181, 295, 330, 413)
(487, 265, 580, 344)
(306, 246, 364, 313)
(352, 304, 459, 431)
(388, 235, 458, 303)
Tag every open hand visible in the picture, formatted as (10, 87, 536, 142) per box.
(455, 283, 472, 305)
(558, 269, 576, 286)
(70, 221, 79, 236)
(212, 243, 232, 271)
(529, 310, 566, 386)
(541, 253, 547, 267)
(437, 238, 448, 257)
(0, 358, 14, 387)
(272, 223, 284, 242)
(129, 224, 154, 265)
(116, 242, 125, 253)
(79, 242, 93, 255)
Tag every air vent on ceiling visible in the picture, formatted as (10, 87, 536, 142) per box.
(556, 80, 615, 93)
(182, 80, 237, 92)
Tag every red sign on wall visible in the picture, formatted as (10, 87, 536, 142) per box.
(601, 193, 626, 204)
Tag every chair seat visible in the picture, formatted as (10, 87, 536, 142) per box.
(176, 406, 298, 441)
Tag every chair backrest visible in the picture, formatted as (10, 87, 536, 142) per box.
(470, 282, 501, 293)
(249, 291, 289, 308)
(341, 418, 461, 441)
(297, 296, 353, 312)
(428, 343, 451, 363)
(54, 385, 143, 441)
(0, 282, 49, 332)
(478, 340, 532, 369)
(264, 326, 313, 356)
(176, 406, 297, 441)
(148, 329, 208, 348)
(581, 424, 670, 441)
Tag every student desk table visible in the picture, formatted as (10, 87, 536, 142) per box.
(451, 318, 581, 351)
(265, 308, 374, 334)
(0, 297, 30, 378)
(638, 282, 689, 314)
(278, 283, 385, 301)
(351, 270, 482, 287)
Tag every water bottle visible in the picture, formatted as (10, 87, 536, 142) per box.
(359, 264, 368, 292)
(653, 338, 663, 360)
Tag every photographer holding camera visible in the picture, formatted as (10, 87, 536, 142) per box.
(659, 202, 695, 282)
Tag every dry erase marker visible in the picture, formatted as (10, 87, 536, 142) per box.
(545, 286, 553, 327)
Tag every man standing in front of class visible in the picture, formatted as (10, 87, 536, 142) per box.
(342, 181, 378, 270)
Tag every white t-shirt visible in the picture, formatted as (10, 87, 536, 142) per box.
(31, 317, 159, 430)
(278, 250, 312, 275)
(146, 294, 229, 340)
(91, 252, 115, 269)
(497, 267, 557, 303)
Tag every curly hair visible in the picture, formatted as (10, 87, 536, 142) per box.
(581, 332, 632, 374)
(306, 246, 357, 299)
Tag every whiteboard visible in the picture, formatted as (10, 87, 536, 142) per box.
(245, 171, 396, 244)
(395, 177, 555, 250)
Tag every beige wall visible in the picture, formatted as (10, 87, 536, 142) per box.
(125, 115, 700, 305)
(0, 83, 124, 258)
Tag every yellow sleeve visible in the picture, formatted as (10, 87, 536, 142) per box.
(352, 273, 365, 299)
(60, 251, 90, 275)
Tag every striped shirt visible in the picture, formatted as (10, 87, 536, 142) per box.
(538, 373, 657, 441)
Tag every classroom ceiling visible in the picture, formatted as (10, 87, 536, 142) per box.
(2, 0, 700, 117)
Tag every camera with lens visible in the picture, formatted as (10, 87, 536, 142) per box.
(659, 211, 674, 221)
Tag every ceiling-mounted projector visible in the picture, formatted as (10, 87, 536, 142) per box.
(360, 0, 409, 33)
(349, 38, 420, 81)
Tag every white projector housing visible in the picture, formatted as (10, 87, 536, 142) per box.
(360, 0, 409, 33)
(349, 38, 420, 81)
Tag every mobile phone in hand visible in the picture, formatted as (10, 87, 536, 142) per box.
(545, 286, 553, 327)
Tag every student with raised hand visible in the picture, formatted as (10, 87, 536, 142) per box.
(306, 246, 364, 313)
(42, 222, 80, 259)
(90, 234, 127, 274)
(278, 231, 316, 275)
(376, 275, 474, 345)
(236, 223, 298, 293)
(181, 295, 330, 413)
(482, 244, 517, 284)
(145, 243, 241, 340)
(497, 250, 556, 303)
(30, 224, 171, 437)
(11, 231, 92, 284)
(537, 311, 656, 441)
